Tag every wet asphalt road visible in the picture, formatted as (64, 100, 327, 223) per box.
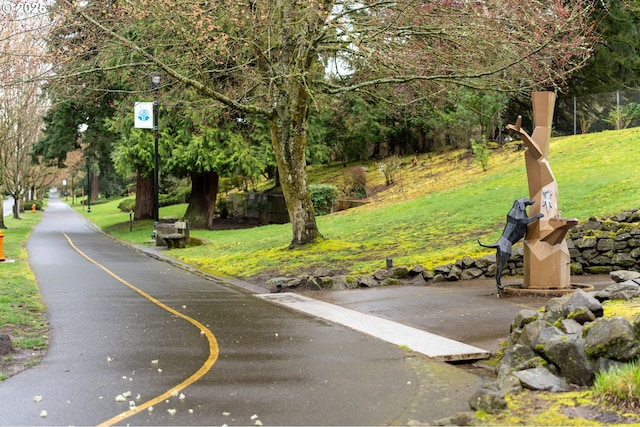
(0, 196, 481, 426)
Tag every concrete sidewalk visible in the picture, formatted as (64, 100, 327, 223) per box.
(310, 275, 613, 356)
(134, 242, 613, 361)
(258, 292, 491, 361)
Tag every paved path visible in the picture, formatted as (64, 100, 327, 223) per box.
(0, 196, 485, 426)
(311, 274, 613, 355)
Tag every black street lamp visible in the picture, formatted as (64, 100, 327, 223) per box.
(150, 72, 161, 224)
(86, 159, 91, 213)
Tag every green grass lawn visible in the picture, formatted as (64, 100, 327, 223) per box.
(0, 210, 48, 380)
(78, 127, 640, 282)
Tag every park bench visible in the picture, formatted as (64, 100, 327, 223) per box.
(156, 220, 190, 248)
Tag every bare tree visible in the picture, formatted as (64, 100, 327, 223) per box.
(1, 1, 52, 217)
(50, 0, 595, 245)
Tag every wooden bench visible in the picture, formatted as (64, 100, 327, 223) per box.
(156, 220, 190, 248)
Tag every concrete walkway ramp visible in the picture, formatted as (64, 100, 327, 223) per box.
(257, 292, 490, 361)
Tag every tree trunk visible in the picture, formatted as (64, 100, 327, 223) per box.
(416, 124, 425, 153)
(269, 86, 321, 246)
(184, 171, 218, 229)
(91, 173, 99, 201)
(11, 193, 20, 219)
(134, 170, 154, 220)
(0, 197, 5, 229)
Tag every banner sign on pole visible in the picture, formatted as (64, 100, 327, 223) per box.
(134, 102, 154, 129)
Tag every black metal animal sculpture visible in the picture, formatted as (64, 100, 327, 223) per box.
(478, 198, 543, 294)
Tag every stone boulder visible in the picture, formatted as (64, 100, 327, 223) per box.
(562, 289, 603, 318)
(496, 344, 545, 378)
(584, 317, 640, 362)
(380, 278, 402, 287)
(543, 296, 570, 324)
(558, 319, 584, 335)
(323, 275, 359, 290)
(265, 276, 301, 292)
(594, 281, 640, 302)
(389, 266, 409, 279)
(510, 309, 540, 332)
(357, 275, 380, 288)
(595, 357, 627, 374)
(513, 319, 549, 347)
(409, 264, 425, 275)
(542, 334, 594, 386)
(461, 267, 484, 280)
(406, 274, 427, 286)
(512, 367, 570, 392)
(566, 306, 596, 324)
(530, 325, 564, 353)
(447, 264, 462, 281)
(468, 388, 507, 414)
(610, 270, 640, 283)
(373, 269, 392, 280)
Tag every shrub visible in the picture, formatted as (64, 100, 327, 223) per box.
(117, 198, 136, 213)
(309, 184, 339, 216)
(471, 136, 490, 171)
(606, 102, 640, 130)
(342, 166, 367, 198)
(216, 197, 232, 218)
(159, 186, 191, 207)
(378, 156, 401, 186)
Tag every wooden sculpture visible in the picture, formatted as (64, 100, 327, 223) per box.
(506, 92, 578, 289)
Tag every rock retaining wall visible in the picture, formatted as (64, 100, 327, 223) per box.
(430, 208, 640, 283)
(265, 209, 640, 292)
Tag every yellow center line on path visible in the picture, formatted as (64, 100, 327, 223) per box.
(62, 234, 219, 426)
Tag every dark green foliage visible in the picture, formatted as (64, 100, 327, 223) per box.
(566, 0, 640, 96)
(32, 101, 85, 167)
(216, 197, 232, 218)
(311, 93, 388, 165)
(117, 199, 136, 213)
(159, 187, 190, 208)
(309, 184, 339, 216)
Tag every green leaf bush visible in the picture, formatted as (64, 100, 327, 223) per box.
(309, 184, 339, 216)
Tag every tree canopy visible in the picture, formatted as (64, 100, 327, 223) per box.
(38, 0, 597, 245)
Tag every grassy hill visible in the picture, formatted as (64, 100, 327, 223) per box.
(93, 127, 640, 283)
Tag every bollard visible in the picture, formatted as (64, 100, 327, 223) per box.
(0, 230, 5, 262)
(31, 203, 36, 213)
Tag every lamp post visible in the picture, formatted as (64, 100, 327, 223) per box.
(150, 72, 161, 224)
(71, 174, 75, 205)
(86, 159, 91, 213)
